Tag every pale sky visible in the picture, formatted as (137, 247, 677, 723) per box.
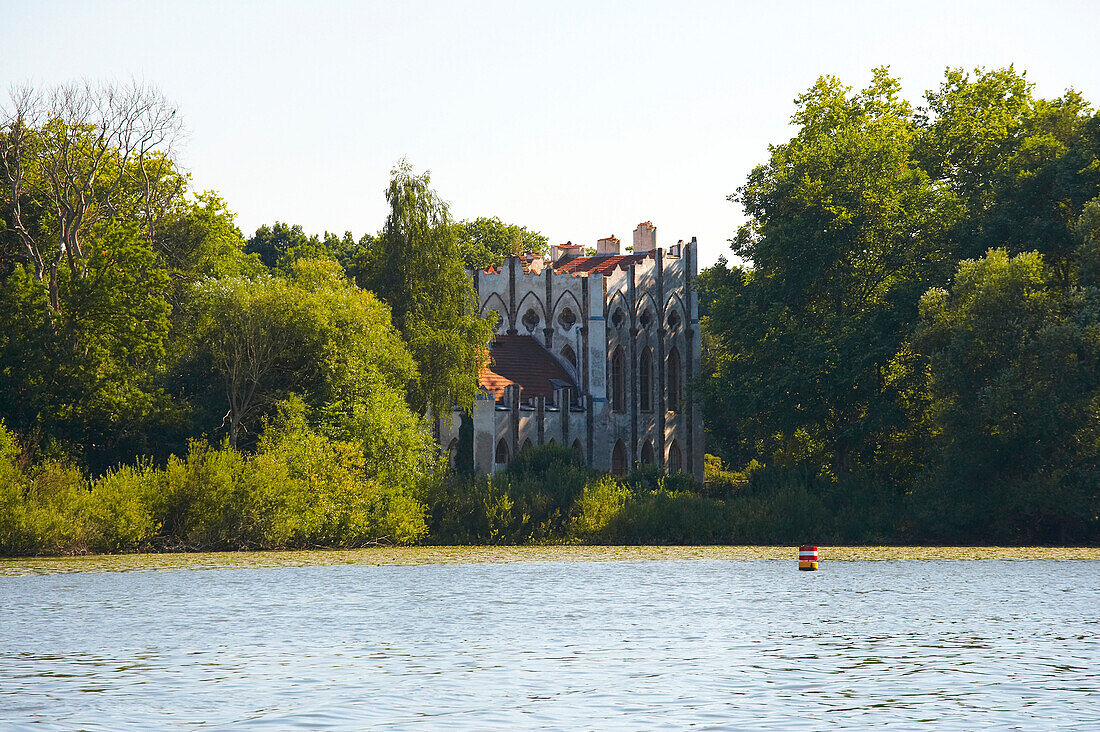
(4, 0, 1099, 267)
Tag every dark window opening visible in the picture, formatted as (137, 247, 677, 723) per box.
(612, 440, 627, 475)
(561, 344, 577, 371)
(611, 347, 626, 413)
(668, 441, 682, 473)
(639, 347, 652, 412)
(666, 346, 681, 411)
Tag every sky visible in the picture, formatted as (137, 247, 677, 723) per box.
(4, 0, 1100, 268)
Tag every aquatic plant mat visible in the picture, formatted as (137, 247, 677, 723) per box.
(1, 546, 1096, 576)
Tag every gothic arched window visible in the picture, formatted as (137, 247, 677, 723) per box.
(641, 440, 655, 465)
(611, 347, 626, 413)
(639, 347, 653, 412)
(668, 440, 682, 473)
(495, 439, 510, 465)
(612, 440, 627, 475)
(561, 344, 577, 372)
(666, 346, 681, 412)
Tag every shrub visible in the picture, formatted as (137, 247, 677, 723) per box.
(0, 423, 89, 555)
(423, 473, 515, 544)
(83, 463, 160, 552)
(568, 475, 632, 540)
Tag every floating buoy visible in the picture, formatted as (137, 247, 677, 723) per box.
(799, 545, 818, 571)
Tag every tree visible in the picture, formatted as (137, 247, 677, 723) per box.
(195, 257, 418, 449)
(915, 249, 1100, 541)
(246, 222, 360, 272)
(0, 81, 182, 315)
(705, 68, 958, 477)
(918, 67, 1100, 281)
(917, 66, 1035, 218)
(0, 223, 174, 471)
(452, 216, 548, 269)
(354, 160, 493, 416)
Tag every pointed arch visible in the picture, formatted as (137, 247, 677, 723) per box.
(639, 345, 653, 412)
(521, 437, 533, 453)
(495, 439, 510, 466)
(610, 346, 626, 413)
(552, 290, 582, 331)
(548, 438, 556, 445)
(607, 291, 630, 329)
(515, 291, 546, 333)
(572, 439, 584, 460)
(480, 292, 509, 332)
(666, 345, 681, 411)
(560, 343, 578, 372)
(664, 292, 686, 322)
(660, 292, 686, 334)
(668, 440, 682, 473)
(636, 293, 658, 331)
(641, 440, 655, 465)
(612, 440, 628, 475)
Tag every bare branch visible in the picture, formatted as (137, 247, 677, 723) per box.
(1, 80, 184, 313)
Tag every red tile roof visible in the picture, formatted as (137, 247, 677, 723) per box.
(553, 251, 655, 275)
(478, 363, 515, 400)
(478, 334, 577, 401)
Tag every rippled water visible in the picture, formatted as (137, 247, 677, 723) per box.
(2, 556, 1097, 729)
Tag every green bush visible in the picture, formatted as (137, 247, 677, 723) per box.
(0, 423, 89, 555)
(568, 475, 633, 540)
(0, 403, 430, 555)
(499, 444, 593, 542)
(597, 490, 732, 544)
(425, 444, 596, 544)
(423, 473, 516, 544)
(82, 462, 161, 552)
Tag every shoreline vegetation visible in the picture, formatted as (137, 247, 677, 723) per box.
(3, 68, 1099, 555)
(3, 546, 1097, 577)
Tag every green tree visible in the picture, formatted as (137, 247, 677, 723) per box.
(0, 223, 174, 471)
(246, 222, 360, 271)
(918, 66, 1036, 217)
(157, 192, 259, 288)
(0, 82, 183, 315)
(354, 160, 493, 416)
(915, 249, 1100, 541)
(705, 68, 958, 478)
(452, 216, 548, 269)
(918, 67, 1100, 281)
(194, 257, 419, 449)
(245, 222, 311, 268)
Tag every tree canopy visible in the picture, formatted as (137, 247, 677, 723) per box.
(353, 160, 494, 416)
(701, 65, 1100, 542)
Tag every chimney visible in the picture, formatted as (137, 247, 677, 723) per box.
(633, 221, 656, 253)
(596, 235, 620, 255)
(529, 252, 545, 274)
(551, 241, 582, 262)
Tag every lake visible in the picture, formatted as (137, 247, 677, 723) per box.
(1, 548, 1097, 730)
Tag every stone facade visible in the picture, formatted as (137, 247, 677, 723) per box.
(439, 222, 704, 482)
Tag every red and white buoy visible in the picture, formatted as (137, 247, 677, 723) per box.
(799, 545, 818, 571)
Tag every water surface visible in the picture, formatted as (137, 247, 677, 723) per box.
(2, 551, 1097, 729)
